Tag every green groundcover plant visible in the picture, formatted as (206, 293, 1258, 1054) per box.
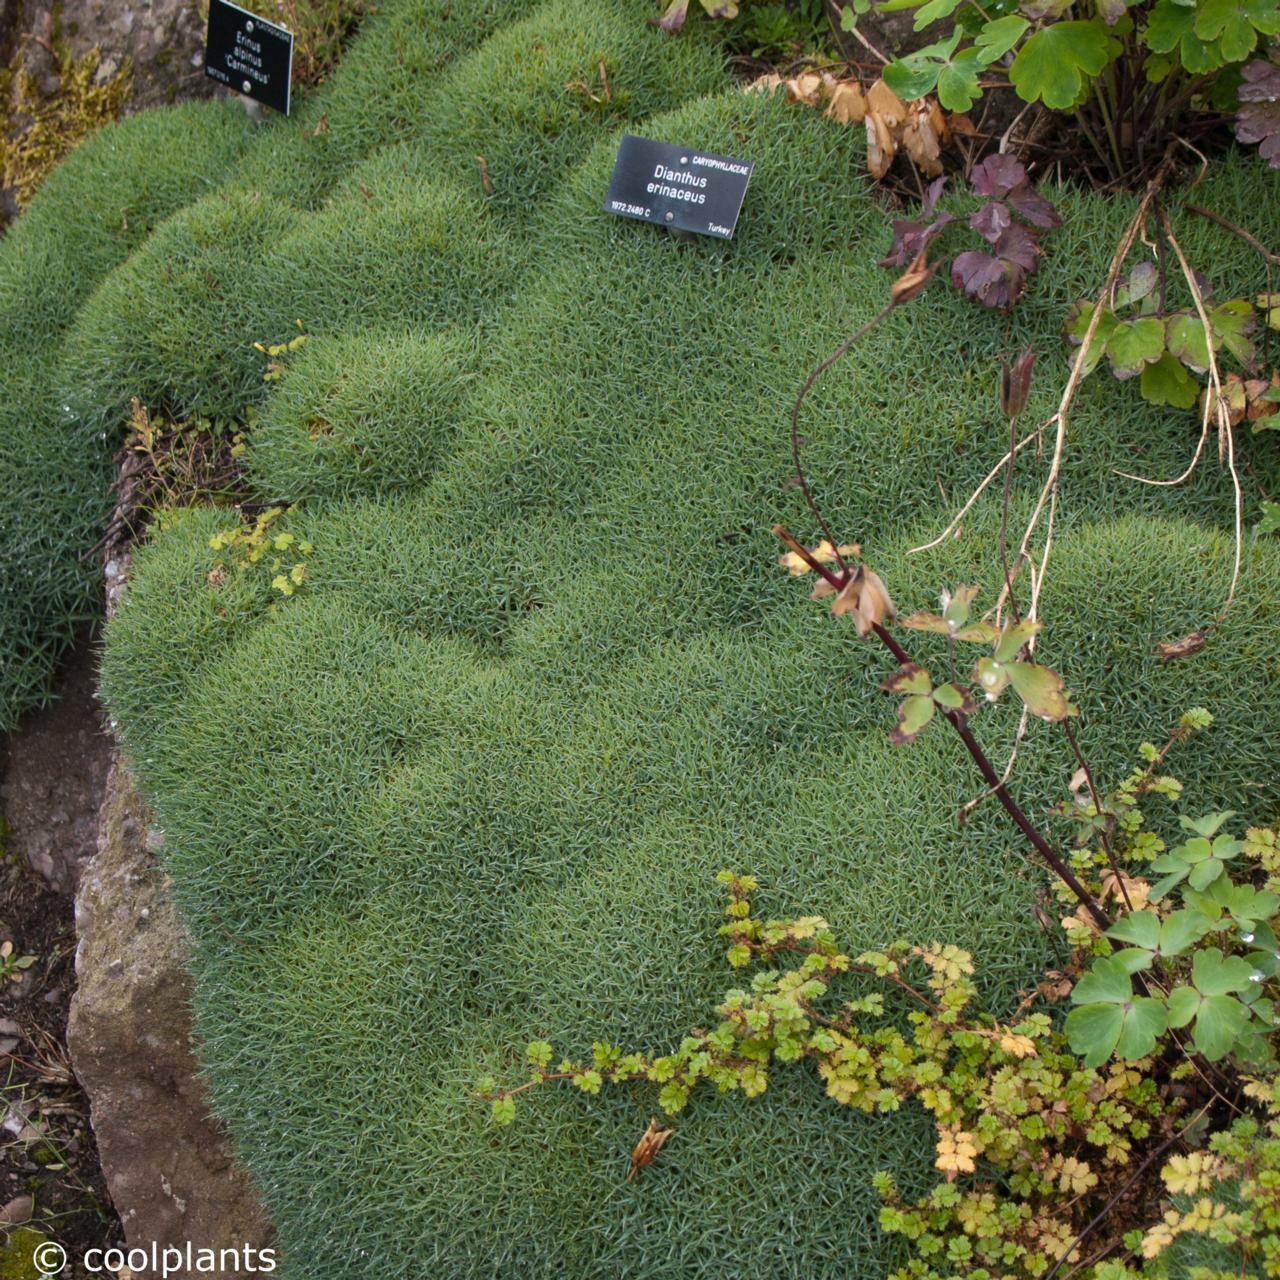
(0, 0, 1276, 1275)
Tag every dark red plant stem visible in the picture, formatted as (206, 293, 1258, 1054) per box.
(1062, 718, 1133, 913)
(771, 525, 1109, 930)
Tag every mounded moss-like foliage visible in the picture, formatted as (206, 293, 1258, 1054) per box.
(4, 0, 1279, 1272)
(101, 78, 1280, 1280)
(0, 100, 257, 725)
(249, 328, 476, 501)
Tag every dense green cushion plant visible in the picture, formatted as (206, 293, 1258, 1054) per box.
(2, 0, 1278, 1273)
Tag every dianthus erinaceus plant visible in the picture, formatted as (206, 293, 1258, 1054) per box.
(1, 0, 1278, 1275)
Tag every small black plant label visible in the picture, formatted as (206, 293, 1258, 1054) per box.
(604, 135, 753, 240)
(205, 0, 294, 116)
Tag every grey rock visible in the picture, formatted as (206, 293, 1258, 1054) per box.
(68, 752, 273, 1272)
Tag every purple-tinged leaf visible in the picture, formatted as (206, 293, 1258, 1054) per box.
(1236, 60, 1280, 167)
(1238, 58, 1280, 102)
(994, 223, 1041, 274)
(1237, 102, 1280, 168)
(878, 212, 954, 267)
(923, 175, 947, 216)
(952, 250, 1025, 310)
(651, 0, 690, 32)
(969, 153, 1028, 199)
(1005, 182, 1061, 229)
(970, 200, 1012, 244)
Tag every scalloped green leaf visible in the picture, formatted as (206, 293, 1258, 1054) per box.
(1191, 949, 1256, 996)
(1209, 300, 1256, 365)
(1107, 317, 1166, 379)
(1009, 21, 1119, 109)
(1064, 300, 1119, 375)
(1141, 353, 1199, 408)
(1166, 313, 1211, 373)
(1005, 661, 1070, 720)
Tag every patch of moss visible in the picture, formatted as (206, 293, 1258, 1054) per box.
(2, 44, 130, 212)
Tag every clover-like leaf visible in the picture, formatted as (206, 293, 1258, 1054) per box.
(1141, 354, 1199, 409)
(1009, 20, 1119, 109)
(1063, 301, 1120, 375)
(1065, 956, 1168, 1065)
(1168, 961, 1257, 1061)
(1106, 317, 1166, 380)
(1209, 300, 1256, 365)
(1107, 909, 1206, 972)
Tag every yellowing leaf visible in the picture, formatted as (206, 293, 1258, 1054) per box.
(776, 539, 860, 575)
(998, 1031, 1038, 1058)
(934, 1128, 978, 1181)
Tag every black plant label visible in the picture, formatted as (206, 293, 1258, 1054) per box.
(205, 0, 294, 116)
(604, 135, 754, 240)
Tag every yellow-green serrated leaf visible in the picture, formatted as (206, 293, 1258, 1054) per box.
(882, 662, 933, 696)
(891, 694, 936, 745)
(1005, 661, 1070, 720)
(993, 620, 1040, 663)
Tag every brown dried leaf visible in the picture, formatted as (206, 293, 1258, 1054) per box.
(786, 72, 825, 106)
(901, 100, 948, 177)
(865, 112, 896, 180)
(866, 79, 907, 128)
(1155, 629, 1208, 664)
(747, 72, 785, 96)
(826, 79, 867, 125)
(831, 566, 896, 637)
(891, 249, 932, 304)
(628, 1117, 674, 1182)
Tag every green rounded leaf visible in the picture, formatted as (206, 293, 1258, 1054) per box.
(1193, 994, 1252, 1060)
(1141, 353, 1199, 408)
(1065, 1002, 1125, 1066)
(1166, 984, 1202, 1029)
(1107, 911, 1161, 950)
(1071, 956, 1134, 1004)
(1115, 996, 1168, 1059)
(1107, 317, 1166, 379)
(1009, 21, 1119, 108)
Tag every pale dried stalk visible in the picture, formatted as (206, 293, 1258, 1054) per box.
(1122, 209, 1241, 618)
(908, 428, 1039, 555)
